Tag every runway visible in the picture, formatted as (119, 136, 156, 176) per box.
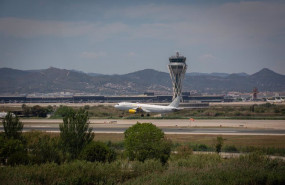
(1, 124, 285, 135)
(20, 119, 285, 129)
(1, 118, 284, 135)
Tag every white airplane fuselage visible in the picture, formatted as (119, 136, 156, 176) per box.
(115, 102, 177, 113)
(114, 96, 181, 114)
(266, 98, 283, 103)
(0, 112, 8, 119)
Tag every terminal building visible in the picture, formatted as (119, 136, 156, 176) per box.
(0, 94, 224, 104)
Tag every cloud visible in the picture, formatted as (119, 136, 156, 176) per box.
(1, 1, 284, 46)
(0, 17, 128, 39)
(1, 1, 285, 74)
(127, 52, 136, 57)
(198, 54, 218, 63)
(81, 51, 107, 59)
(110, 1, 285, 47)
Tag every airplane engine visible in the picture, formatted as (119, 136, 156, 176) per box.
(128, 109, 136, 114)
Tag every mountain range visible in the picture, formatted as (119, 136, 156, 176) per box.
(0, 67, 284, 95)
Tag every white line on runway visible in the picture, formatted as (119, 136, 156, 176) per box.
(192, 131, 237, 133)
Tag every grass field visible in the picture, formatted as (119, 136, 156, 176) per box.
(93, 133, 285, 147)
(21, 132, 285, 149)
(92, 133, 285, 156)
(1, 103, 285, 119)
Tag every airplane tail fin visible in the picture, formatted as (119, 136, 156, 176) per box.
(169, 96, 181, 108)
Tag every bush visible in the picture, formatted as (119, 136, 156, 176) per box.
(176, 145, 193, 158)
(215, 136, 224, 153)
(22, 105, 53, 117)
(28, 134, 66, 164)
(80, 141, 117, 163)
(190, 143, 212, 151)
(197, 144, 210, 151)
(0, 136, 28, 165)
(54, 105, 74, 117)
(31, 105, 49, 117)
(84, 105, 90, 110)
(223, 145, 239, 153)
(124, 122, 172, 164)
(0, 159, 166, 185)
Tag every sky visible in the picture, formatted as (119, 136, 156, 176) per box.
(0, 0, 284, 75)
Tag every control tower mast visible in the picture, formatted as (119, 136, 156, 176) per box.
(168, 52, 187, 100)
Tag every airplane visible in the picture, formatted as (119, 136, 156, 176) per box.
(114, 96, 182, 116)
(274, 97, 284, 103)
(0, 111, 15, 119)
(266, 97, 283, 103)
(0, 111, 8, 119)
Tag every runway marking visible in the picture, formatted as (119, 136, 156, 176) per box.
(28, 126, 54, 128)
(192, 131, 237, 133)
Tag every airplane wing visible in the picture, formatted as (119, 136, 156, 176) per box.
(140, 108, 151, 113)
(173, 107, 183, 111)
(132, 107, 148, 113)
(172, 108, 182, 112)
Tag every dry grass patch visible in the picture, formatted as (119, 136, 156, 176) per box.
(89, 133, 285, 149)
(93, 133, 124, 142)
(166, 134, 285, 148)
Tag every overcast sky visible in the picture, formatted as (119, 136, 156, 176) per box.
(0, 0, 284, 74)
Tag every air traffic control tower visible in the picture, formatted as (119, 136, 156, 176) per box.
(168, 52, 187, 100)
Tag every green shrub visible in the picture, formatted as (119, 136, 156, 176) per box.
(190, 143, 213, 151)
(241, 146, 285, 156)
(176, 154, 221, 168)
(176, 145, 193, 158)
(22, 105, 53, 117)
(215, 136, 224, 153)
(234, 111, 241, 116)
(215, 112, 225, 117)
(28, 134, 66, 164)
(223, 145, 239, 153)
(54, 105, 74, 117)
(80, 141, 117, 163)
(124, 122, 172, 164)
(0, 160, 166, 185)
(0, 137, 28, 165)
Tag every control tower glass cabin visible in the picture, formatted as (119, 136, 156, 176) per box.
(168, 52, 187, 100)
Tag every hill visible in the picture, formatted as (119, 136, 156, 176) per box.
(0, 67, 284, 94)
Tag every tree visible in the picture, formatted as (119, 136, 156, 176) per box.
(2, 112, 23, 139)
(124, 122, 172, 164)
(55, 105, 74, 117)
(59, 108, 94, 158)
(215, 136, 224, 153)
(22, 104, 31, 117)
(31, 105, 48, 117)
(22, 105, 53, 117)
